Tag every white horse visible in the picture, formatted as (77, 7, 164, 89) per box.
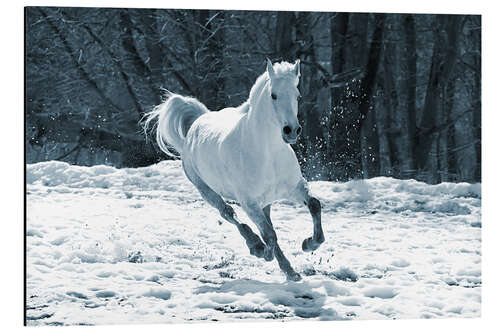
(144, 59, 325, 281)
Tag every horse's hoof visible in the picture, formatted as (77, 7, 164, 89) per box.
(302, 237, 321, 252)
(286, 271, 302, 282)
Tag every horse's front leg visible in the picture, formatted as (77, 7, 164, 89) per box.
(293, 179, 325, 252)
(242, 201, 302, 281)
(183, 162, 268, 260)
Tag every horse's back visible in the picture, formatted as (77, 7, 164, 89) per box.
(188, 107, 243, 142)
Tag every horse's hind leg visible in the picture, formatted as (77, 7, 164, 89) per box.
(292, 179, 325, 252)
(183, 164, 268, 260)
(243, 202, 301, 281)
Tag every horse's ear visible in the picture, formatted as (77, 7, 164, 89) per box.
(294, 59, 301, 78)
(266, 58, 276, 80)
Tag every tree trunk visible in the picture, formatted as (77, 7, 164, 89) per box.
(380, 35, 399, 177)
(139, 8, 164, 105)
(416, 15, 462, 175)
(471, 16, 481, 181)
(360, 107, 380, 178)
(120, 11, 148, 78)
(328, 13, 349, 180)
(275, 11, 296, 61)
(404, 14, 417, 178)
(330, 13, 349, 106)
(445, 78, 457, 181)
(295, 12, 328, 180)
(357, 14, 386, 178)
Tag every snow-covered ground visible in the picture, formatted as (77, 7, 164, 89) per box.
(26, 161, 481, 325)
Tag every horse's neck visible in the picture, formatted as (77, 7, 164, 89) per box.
(244, 96, 283, 152)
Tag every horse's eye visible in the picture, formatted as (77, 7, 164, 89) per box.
(271, 93, 277, 100)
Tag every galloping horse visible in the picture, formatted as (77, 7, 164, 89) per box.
(144, 59, 325, 281)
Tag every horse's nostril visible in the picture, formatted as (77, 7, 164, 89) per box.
(296, 125, 302, 136)
(283, 126, 292, 135)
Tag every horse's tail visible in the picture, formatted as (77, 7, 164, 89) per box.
(142, 90, 209, 158)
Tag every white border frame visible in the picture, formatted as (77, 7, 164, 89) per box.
(4, 1, 497, 332)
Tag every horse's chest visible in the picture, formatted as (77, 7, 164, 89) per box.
(259, 174, 292, 204)
(246, 152, 301, 205)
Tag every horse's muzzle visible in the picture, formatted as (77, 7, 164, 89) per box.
(282, 124, 301, 144)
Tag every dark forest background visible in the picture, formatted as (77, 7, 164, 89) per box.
(25, 7, 481, 184)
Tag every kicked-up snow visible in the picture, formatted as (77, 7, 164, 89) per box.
(26, 161, 481, 325)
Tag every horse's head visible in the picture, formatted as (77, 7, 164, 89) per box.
(266, 59, 302, 144)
